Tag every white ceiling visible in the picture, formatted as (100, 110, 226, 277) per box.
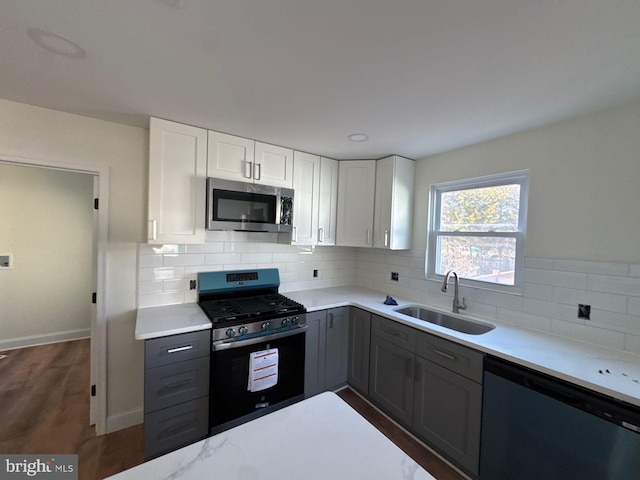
(1, 1, 640, 160)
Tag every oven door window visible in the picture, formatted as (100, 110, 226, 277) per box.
(210, 332, 305, 429)
(212, 189, 276, 224)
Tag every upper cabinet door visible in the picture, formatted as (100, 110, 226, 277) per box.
(336, 160, 376, 247)
(318, 157, 339, 246)
(207, 131, 255, 182)
(148, 118, 207, 244)
(292, 151, 320, 246)
(254, 142, 294, 188)
(373, 156, 415, 250)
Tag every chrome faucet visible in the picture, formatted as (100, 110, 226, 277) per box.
(441, 270, 467, 314)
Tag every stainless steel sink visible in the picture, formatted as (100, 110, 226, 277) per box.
(394, 305, 495, 335)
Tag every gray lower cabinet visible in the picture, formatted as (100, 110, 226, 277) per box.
(364, 314, 484, 478)
(413, 355, 482, 476)
(368, 315, 416, 427)
(347, 308, 371, 395)
(304, 307, 349, 398)
(144, 329, 210, 459)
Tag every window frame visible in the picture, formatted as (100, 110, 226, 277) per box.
(426, 170, 529, 294)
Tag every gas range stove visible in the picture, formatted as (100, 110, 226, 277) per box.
(197, 269, 306, 343)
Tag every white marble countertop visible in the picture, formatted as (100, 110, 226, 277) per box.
(134, 285, 640, 407)
(106, 391, 435, 480)
(135, 303, 211, 340)
(284, 286, 640, 408)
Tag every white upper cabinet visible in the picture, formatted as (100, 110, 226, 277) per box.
(254, 142, 294, 188)
(292, 151, 321, 245)
(336, 160, 377, 247)
(373, 156, 415, 250)
(148, 118, 207, 244)
(207, 132, 293, 188)
(318, 157, 339, 246)
(207, 131, 255, 182)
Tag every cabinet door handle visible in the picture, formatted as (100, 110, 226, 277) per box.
(318, 227, 324, 243)
(379, 326, 400, 337)
(384, 230, 389, 247)
(292, 226, 298, 243)
(433, 348, 456, 361)
(245, 161, 253, 179)
(366, 229, 371, 245)
(254, 163, 261, 180)
(149, 220, 157, 241)
(329, 313, 334, 329)
(167, 345, 194, 354)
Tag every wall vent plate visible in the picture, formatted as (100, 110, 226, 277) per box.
(0, 254, 12, 269)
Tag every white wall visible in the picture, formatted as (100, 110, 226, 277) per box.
(356, 101, 640, 354)
(0, 164, 94, 347)
(0, 99, 147, 431)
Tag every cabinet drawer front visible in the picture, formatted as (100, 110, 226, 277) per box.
(144, 396, 209, 460)
(415, 332, 483, 383)
(372, 315, 416, 352)
(145, 330, 210, 368)
(145, 356, 210, 413)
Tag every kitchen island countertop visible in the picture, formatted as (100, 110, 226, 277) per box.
(105, 391, 435, 480)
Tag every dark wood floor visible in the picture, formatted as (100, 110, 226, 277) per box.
(0, 340, 463, 480)
(0, 340, 143, 480)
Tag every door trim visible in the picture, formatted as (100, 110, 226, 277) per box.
(0, 153, 109, 436)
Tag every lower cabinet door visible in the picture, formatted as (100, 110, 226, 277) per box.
(324, 307, 349, 389)
(347, 308, 371, 395)
(413, 355, 482, 476)
(368, 335, 414, 427)
(304, 310, 327, 398)
(144, 396, 209, 460)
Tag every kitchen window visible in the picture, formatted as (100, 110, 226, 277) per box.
(426, 170, 529, 292)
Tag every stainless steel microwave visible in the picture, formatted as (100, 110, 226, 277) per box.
(206, 178, 294, 232)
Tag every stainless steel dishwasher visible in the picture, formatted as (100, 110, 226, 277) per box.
(480, 356, 640, 480)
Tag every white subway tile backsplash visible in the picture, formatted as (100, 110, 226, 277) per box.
(554, 259, 629, 276)
(523, 282, 553, 301)
(138, 254, 163, 269)
(628, 265, 640, 278)
(137, 245, 640, 355)
(184, 242, 224, 254)
(588, 274, 640, 297)
(524, 268, 588, 289)
(524, 257, 554, 269)
(552, 287, 627, 314)
(163, 254, 205, 267)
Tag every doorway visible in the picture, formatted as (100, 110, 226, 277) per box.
(0, 155, 108, 435)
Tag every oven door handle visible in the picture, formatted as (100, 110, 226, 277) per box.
(212, 325, 307, 351)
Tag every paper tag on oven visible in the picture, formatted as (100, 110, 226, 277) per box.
(248, 348, 279, 392)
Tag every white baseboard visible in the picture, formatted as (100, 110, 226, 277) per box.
(106, 407, 143, 434)
(0, 329, 91, 351)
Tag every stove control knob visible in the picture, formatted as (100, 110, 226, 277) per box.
(226, 328, 236, 338)
(261, 322, 271, 331)
(238, 326, 248, 336)
(281, 318, 291, 327)
(291, 316, 300, 325)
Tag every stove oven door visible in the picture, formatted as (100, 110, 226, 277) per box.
(210, 328, 305, 435)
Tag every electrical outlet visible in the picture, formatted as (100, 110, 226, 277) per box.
(578, 304, 591, 320)
(313, 269, 319, 278)
(190, 280, 197, 290)
(391, 272, 399, 282)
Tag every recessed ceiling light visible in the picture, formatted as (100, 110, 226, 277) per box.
(348, 133, 369, 142)
(27, 27, 87, 59)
